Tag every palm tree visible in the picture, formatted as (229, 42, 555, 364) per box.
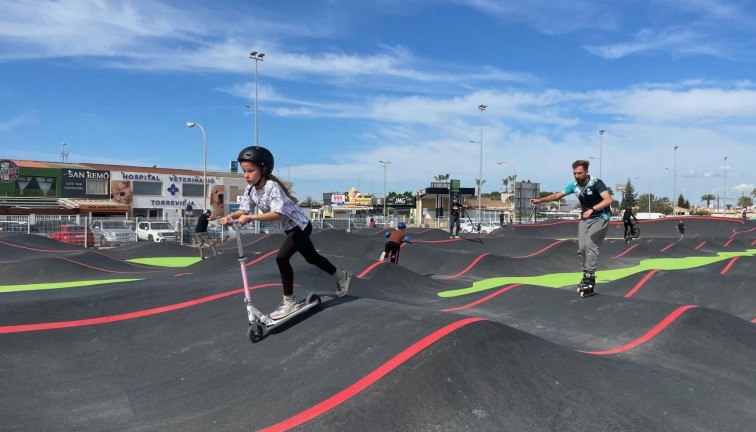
(700, 194, 716, 208)
(300, 196, 319, 207)
(434, 173, 450, 181)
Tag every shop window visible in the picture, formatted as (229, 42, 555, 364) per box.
(183, 183, 204, 197)
(133, 181, 162, 195)
(86, 178, 109, 195)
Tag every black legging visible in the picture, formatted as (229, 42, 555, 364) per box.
(276, 221, 337, 296)
(624, 222, 633, 237)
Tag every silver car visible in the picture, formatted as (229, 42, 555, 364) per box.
(90, 220, 136, 246)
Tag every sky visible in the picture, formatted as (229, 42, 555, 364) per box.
(1, 0, 755, 208)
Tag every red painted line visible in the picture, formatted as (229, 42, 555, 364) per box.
(514, 240, 565, 258)
(751, 318, 756, 323)
(440, 284, 522, 312)
(624, 269, 658, 298)
(752, 239, 756, 246)
(0, 283, 279, 334)
(611, 244, 638, 258)
(724, 239, 733, 247)
(173, 273, 192, 277)
(439, 253, 490, 279)
(357, 261, 385, 278)
(517, 220, 577, 227)
(245, 249, 278, 267)
(582, 305, 697, 355)
(720, 256, 740, 275)
(259, 317, 485, 432)
(56, 256, 167, 274)
(0, 239, 79, 252)
(660, 244, 674, 252)
(694, 241, 706, 250)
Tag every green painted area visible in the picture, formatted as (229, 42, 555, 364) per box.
(438, 249, 756, 298)
(0, 279, 140, 293)
(127, 257, 200, 267)
(0, 257, 197, 293)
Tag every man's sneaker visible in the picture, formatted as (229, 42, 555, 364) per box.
(269, 297, 300, 320)
(336, 269, 351, 297)
(214, 251, 222, 256)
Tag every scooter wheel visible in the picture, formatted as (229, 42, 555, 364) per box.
(248, 323, 264, 343)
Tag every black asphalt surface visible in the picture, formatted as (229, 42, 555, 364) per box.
(1, 217, 754, 431)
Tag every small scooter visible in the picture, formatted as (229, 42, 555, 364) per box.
(231, 222, 334, 343)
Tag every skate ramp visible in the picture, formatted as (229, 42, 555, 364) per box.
(1, 219, 754, 431)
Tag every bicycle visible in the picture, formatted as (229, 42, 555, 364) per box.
(624, 225, 640, 243)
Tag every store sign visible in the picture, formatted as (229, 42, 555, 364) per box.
(387, 196, 416, 207)
(62, 169, 110, 198)
(0, 160, 19, 183)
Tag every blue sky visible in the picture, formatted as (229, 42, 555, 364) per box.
(1, 0, 754, 207)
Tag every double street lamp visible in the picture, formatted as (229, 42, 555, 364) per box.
(249, 51, 265, 147)
(379, 160, 391, 220)
(186, 122, 207, 210)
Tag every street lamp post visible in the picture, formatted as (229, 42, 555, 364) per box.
(477, 104, 487, 226)
(186, 122, 207, 210)
(723, 156, 728, 213)
(61, 142, 69, 163)
(286, 163, 291, 182)
(249, 51, 265, 147)
(599, 130, 605, 179)
(672, 146, 679, 215)
(379, 161, 391, 220)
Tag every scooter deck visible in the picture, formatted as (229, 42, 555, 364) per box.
(247, 290, 342, 343)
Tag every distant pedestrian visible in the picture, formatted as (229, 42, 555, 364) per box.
(369, 217, 376, 228)
(195, 209, 219, 259)
(676, 220, 685, 240)
(449, 199, 463, 238)
(499, 211, 505, 227)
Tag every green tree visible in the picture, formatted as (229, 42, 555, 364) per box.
(300, 196, 319, 207)
(434, 173, 450, 181)
(619, 178, 638, 209)
(677, 194, 687, 209)
(475, 178, 486, 196)
(700, 194, 716, 207)
(737, 195, 754, 208)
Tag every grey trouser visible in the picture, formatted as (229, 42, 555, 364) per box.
(577, 217, 609, 272)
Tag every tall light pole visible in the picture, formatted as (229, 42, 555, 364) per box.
(61, 142, 69, 163)
(286, 162, 291, 182)
(186, 122, 207, 210)
(598, 129, 605, 179)
(723, 156, 728, 213)
(249, 51, 265, 147)
(379, 160, 391, 220)
(672, 146, 679, 215)
(477, 104, 487, 225)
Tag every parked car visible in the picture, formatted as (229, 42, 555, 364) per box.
(49, 224, 95, 246)
(136, 221, 177, 242)
(89, 219, 136, 246)
(0, 221, 49, 237)
(460, 221, 500, 234)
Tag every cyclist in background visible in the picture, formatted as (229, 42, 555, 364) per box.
(623, 207, 638, 242)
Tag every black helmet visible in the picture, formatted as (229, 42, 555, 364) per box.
(237, 146, 274, 171)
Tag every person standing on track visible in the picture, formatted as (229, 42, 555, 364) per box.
(449, 199, 463, 238)
(195, 209, 220, 259)
(529, 160, 613, 297)
(219, 146, 351, 320)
